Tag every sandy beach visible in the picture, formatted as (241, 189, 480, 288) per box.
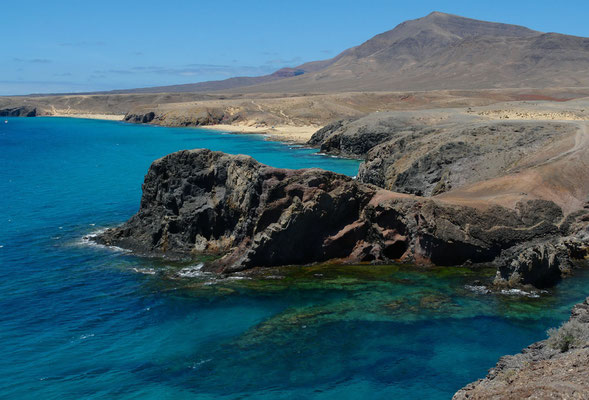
(199, 124, 319, 143)
(50, 113, 317, 143)
(49, 113, 125, 121)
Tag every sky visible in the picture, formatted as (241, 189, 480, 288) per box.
(2, 0, 589, 95)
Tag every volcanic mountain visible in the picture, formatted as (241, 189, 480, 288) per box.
(122, 11, 589, 93)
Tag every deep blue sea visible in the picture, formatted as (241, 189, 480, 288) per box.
(1, 117, 588, 400)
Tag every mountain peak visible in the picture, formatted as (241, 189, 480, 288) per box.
(425, 11, 454, 18)
(116, 13, 589, 94)
(408, 11, 539, 38)
(343, 11, 540, 62)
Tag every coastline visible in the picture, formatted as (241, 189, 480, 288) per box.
(198, 123, 319, 144)
(46, 114, 318, 143)
(453, 297, 589, 399)
(47, 113, 125, 121)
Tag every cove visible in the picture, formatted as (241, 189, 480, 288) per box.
(1, 117, 588, 400)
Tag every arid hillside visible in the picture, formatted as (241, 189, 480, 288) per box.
(102, 12, 589, 94)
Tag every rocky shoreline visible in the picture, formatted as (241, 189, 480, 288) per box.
(94, 149, 588, 288)
(0, 105, 37, 117)
(453, 297, 589, 399)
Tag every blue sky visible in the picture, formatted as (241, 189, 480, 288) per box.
(2, 0, 589, 95)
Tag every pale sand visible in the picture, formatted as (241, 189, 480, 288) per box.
(47, 114, 316, 142)
(476, 109, 588, 121)
(199, 124, 319, 143)
(49, 113, 125, 121)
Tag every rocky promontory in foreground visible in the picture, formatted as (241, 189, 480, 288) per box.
(95, 149, 588, 287)
(454, 297, 589, 399)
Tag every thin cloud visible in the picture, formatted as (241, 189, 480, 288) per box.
(96, 63, 276, 77)
(264, 57, 302, 65)
(0, 79, 85, 85)
(59, 41, 106, 47)
(13, 58, 52, 64)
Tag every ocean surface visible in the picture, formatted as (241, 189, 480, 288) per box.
(1, 116, 588, 400)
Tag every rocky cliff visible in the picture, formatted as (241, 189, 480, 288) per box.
(453, 297, 589, 399)
(307, 110, 580, 197)
(0, 106, 37, 117)
(94, 149, 588, 286)
(123, 106, 237, 127)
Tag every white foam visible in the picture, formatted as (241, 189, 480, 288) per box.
(132, 267, 156, 275)
(70, 333, 95, 343)
(189, 358, 212, 369)
(177, 263, 207, 278)
(202, 274, 250, 285)
(500, 288, 541, 298)
(464, 285, 491, 294)
(79, 333, 95, 340)
(225, 275, 249, 281)
(75, 228, 131, 253)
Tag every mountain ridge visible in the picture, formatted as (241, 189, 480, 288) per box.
(18, 12, 589, 95)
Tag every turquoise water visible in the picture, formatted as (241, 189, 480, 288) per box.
(1, 117, 588, 399)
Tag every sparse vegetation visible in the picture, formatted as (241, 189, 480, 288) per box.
(547, 320, 589, 352)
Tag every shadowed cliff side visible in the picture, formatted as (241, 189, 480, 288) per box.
(94, 149, 588, 287)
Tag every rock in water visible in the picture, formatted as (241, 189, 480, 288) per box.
(95, 149, 588, 284)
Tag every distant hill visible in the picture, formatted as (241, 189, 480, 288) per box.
(107, 12, 589, 93)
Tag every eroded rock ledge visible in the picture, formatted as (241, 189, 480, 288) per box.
(94, 149, 588, 286)
(453, 297, 589, 399)
(0, 106, 37, 117)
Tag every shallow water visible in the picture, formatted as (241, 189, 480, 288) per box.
(1, 117, 587, 399)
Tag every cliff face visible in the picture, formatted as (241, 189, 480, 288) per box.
(307, 109, 584, 198)
(0, 106, 37, 117)
(95, 149, 588, 286)
(453, 297, 589, 399)
(123, 107, 236, 127)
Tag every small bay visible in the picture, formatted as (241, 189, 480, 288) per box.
(0, 117, 587, 399)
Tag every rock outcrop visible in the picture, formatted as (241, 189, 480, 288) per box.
(0, 106, 37, 117)
(453, 297, 589, 399)
(123, 106, 240, 127)
(308, 111, 575, 197)
(94, 149, 588, 284)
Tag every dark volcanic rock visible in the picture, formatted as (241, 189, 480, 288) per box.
(307, 114, 432, 158)
(123, 107, 233, 127)
(494, 204, 589, 287)
(124, 111, 155, 123)
(0, 106, 37, 117)
(95, 149, 587, 284)
(453, 297, 589, 399)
